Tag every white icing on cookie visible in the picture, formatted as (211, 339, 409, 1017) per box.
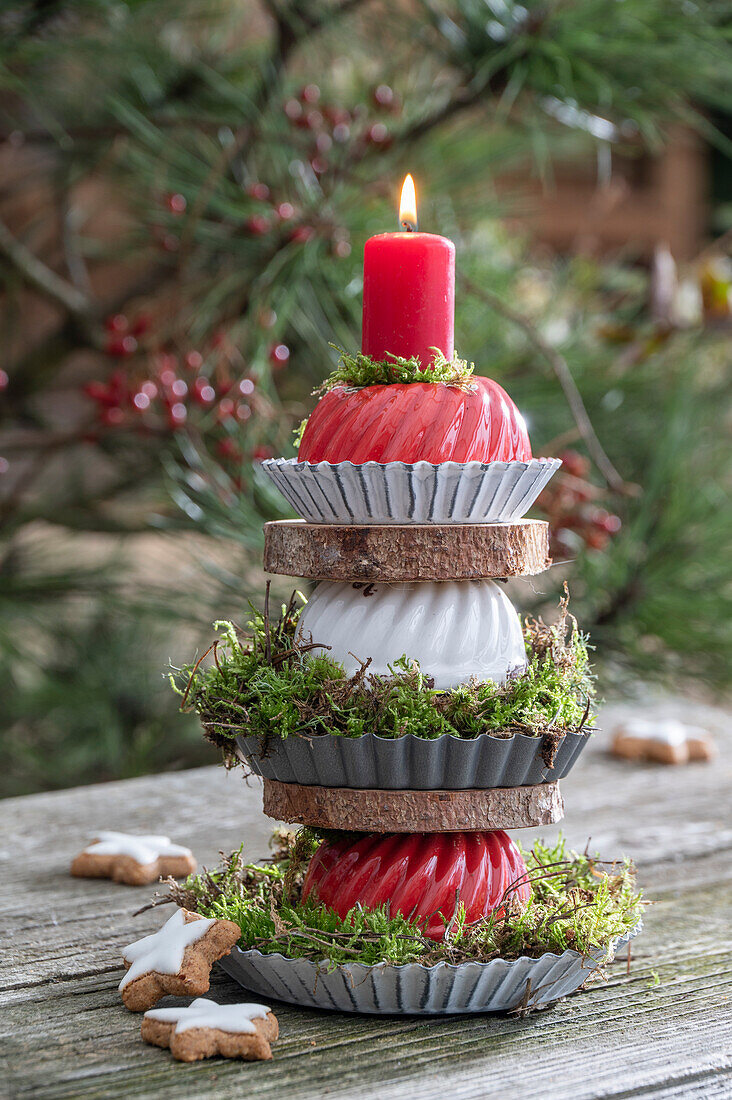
(84, 832, 192, 866)
(620, 718, 698, 747)
(145, 997, 271, 1035)
(120, 908, 215, 990)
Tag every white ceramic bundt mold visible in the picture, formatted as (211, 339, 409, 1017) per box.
(296, 579, 526, 690)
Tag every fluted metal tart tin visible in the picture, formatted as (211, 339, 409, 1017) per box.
(260, 457, 561, 525)
(219, 924, 640, 1015)
(235, 729, 590, 790)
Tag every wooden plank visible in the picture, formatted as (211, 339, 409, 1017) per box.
(2, 874, 731, 1099)
(261, 778, 564, 831)
(1, 694, 730, 1099)
(263, 519, 551, 581)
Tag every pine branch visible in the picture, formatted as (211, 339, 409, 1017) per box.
(179, 0, 372, 259)
(459, 273, 628, 494)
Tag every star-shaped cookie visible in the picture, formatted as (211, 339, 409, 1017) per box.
(611, 717, 715, 765)
(71, 831, 196, 886)
(142, 998, 279, 1062)
(120, 908, 241, 1011)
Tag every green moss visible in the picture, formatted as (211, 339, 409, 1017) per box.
(167, 832, 644, 968)
(313, 346, 476, 393)
(171, 587, 596, 757)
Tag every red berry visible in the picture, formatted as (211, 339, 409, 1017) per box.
(167, 193, 187, 214)
(108, 370, 127, 394)
(372, 84, 394, 108)
(140, 380, 158, 399)
(366, 122, 390, 145)
(168, 402, 187, 427)
(599, 513, 622, 534)
(333, 239, 351, 258)
(323, 106, 351, 126)
(247, 182, 271, 202)
(284, 98, 303, 121)
(316, 133, 333, 154)
(104, 313, 128, 335)
(289, 225, 315, 243)
(185, 350, 204, 371)
(171, 378, 188, 398)
(245, 214, 270, 236)
(131, 314, 152, 336)
(310, 157, 328, 175)
(156, 352, 178, 373)
(101, 406, 124, 426)
(332, 122, 350, 143)
(252, 445, 273, 461)
(106, 335, 137, 358)
(269, 343, 290, 369)
(300, 84, 320, 105)
(217, 438, 242, 460)
(259, 309, 277, 329)
(161, 234, 179, 252)
(217, 398, 236, 421)
(0, 456, 9, 474)
(83, 381, 111, 405)
(307, 110, 324, 130)
(236, 403, 251, 421)
(238, 378, 255, 396)
(276, 202, 295, 221)
(132, 391, 151, 411)
(193, 378, 216, 405)
(585, 530, 609, 551)
(559, 450, 590, 478)
(0, 369, 8, 391)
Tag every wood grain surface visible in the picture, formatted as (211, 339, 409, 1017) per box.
(261, 778, 564, 831)
(263, 519, 551, 581)
(1, 695, 731, 1100)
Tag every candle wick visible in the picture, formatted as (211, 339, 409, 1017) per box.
(400, 219, 417, 233)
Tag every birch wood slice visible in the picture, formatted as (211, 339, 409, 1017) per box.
(263, 519, 551, 581)
(261, 779, 564, 832)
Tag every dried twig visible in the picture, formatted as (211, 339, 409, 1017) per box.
(0, 214, 95, 320)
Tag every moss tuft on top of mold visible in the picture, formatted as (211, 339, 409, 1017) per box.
(171, 586, 596, 763)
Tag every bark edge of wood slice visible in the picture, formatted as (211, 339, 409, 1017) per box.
(263, 519, 551, 581)
(261, 779, 564, 832)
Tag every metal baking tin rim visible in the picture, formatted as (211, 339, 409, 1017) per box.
(259, 457, 562, 525)
(218, 922, 642, 1015)
(234, 727, 593, 790)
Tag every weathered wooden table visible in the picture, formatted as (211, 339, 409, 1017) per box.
(2, 698, 731, 1100)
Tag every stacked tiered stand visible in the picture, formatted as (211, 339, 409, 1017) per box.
(210, 179, 640, 1013)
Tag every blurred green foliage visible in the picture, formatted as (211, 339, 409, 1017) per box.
(0, 0, 730, 795)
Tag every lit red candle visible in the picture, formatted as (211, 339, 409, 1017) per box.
(361, 174, 455, 368)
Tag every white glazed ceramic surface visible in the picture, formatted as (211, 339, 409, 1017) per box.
(260, 457, 561, 524)
(296, 579, 526, 690)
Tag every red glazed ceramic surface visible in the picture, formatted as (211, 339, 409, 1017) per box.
(297, 377, 532, 464)
(302, 830, 531, 940)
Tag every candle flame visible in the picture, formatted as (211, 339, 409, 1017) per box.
(399, 173, 417, 231)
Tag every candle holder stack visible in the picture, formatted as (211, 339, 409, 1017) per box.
(211, 450, 640, 1016)
(204, 182, 641, 1014)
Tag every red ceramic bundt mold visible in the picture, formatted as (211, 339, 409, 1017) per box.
(297, 377, 532, 465)
(302, 830, 531, 940)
